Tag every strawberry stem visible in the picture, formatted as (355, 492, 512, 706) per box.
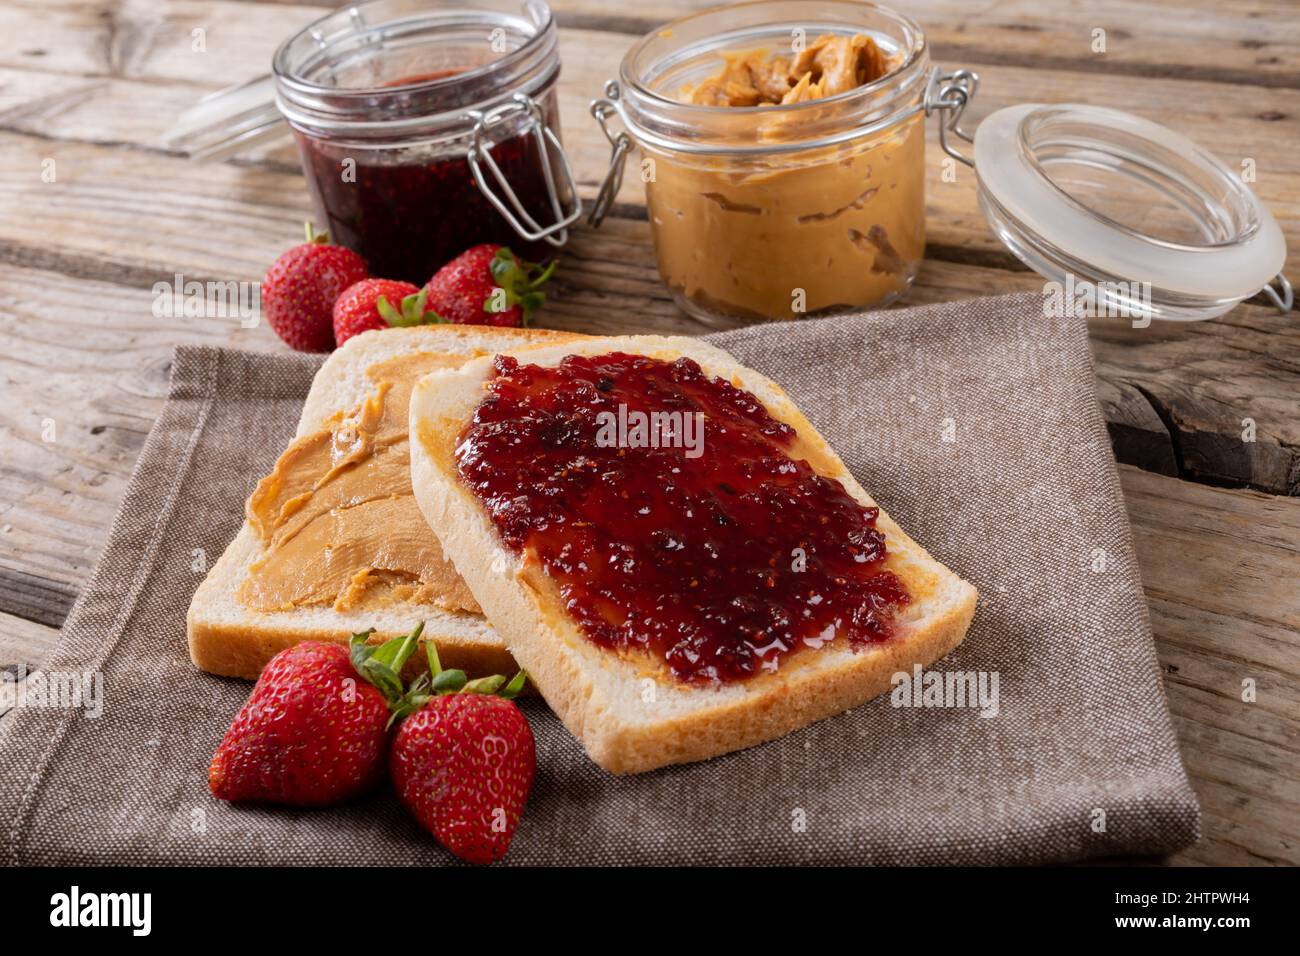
(425, 632, 442, 679)
(352, 621, 529, 726)
(486, 247, 556, 325)
(349, 622, 422, 706)
(527, 259, 557, 289)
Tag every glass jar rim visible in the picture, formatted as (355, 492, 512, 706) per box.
(613, 0, 930, 154)
(622, 0, 926, 117)
(1017, 105, 1260, 253)
(273, 0, 559, 138)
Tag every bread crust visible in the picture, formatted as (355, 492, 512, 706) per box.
(186, 621, 517, 683)
(186, 325, 588, 681)
(409, 335, 979, 773)
(186, 527, 516, 680)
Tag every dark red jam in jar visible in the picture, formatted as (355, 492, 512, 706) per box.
(295, 107, 557, 283)
(273, 0, 577, 284)
(456, 352, 910, 684)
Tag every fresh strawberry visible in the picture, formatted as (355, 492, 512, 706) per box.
(262, 224, 368, 352)
(332, 278, 442, 346)
(389, 643, 533, 864)
(422, 244, 555, 328)
(208, 626, 421, 807)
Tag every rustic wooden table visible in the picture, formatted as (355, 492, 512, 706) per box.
(1, 0, 1296, 865)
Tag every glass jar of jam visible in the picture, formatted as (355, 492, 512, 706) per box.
(589, 0, 943, 324)
(272, 0, 579, 284)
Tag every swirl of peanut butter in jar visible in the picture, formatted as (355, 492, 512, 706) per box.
(642, 33, 925, 321)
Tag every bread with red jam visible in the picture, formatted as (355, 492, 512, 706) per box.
(408, 335, 978, 773)
(186, 324, 587, 681)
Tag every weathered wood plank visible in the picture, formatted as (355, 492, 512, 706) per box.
(0, 255, 273, 628)
(1162, 734, 1299, 865)
(1120, 462, 1300, 556)
(1097, 377, 1179, 478)
(1089, 312, 1300, 495)
(15, 0, 1294, 89)
(550, 0, 1300, 88)
(0, 610, 60, 674)
(0, 0, 324, 80)
(5, 4, 1299, 266)
(1119, 465, 1300, 866)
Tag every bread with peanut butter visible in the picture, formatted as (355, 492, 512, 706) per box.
(186, 324, 587, 680)
(408, 335, 977, 773)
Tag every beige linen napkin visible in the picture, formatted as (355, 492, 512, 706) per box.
(0, 292, 1199, 865)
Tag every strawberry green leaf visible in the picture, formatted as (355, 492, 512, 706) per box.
(499, 670, 528, 700)
(350, 622, 422, 707)
(407, 671, 432, 697)
(461, 674, 506, 695)
(382, 289, 443, 328)
(376, 294, 404, 326)
(489, 247, 520, 285)
(357, 659, 403, 703)
(348, 628, 379, 670)
(368, 624, 420, 670)
(431, 669, 467, 694)
(387, 693, 426, 729)
(486, 248, 555, 324)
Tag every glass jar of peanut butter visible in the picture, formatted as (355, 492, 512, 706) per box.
(589, 0, 935, 323)
(589, 1, 1290, 325)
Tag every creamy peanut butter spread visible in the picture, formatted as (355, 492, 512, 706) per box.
(646, 33, 924, 320)
(238, 352, 481, 614)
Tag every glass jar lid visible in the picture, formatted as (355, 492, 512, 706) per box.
(971, 102, 1288, 321)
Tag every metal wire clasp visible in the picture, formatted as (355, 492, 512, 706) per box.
(1262, 272, 1294, 314)
(926, 68, 979, 168)
(466, 93, 582, 246)
(588, 80, 632, 228)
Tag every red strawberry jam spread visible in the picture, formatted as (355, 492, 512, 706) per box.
(455, 352, 909, 684)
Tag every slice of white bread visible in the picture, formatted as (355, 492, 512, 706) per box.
(186, 324, 587, 680)
(408, 335, 978, 773)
